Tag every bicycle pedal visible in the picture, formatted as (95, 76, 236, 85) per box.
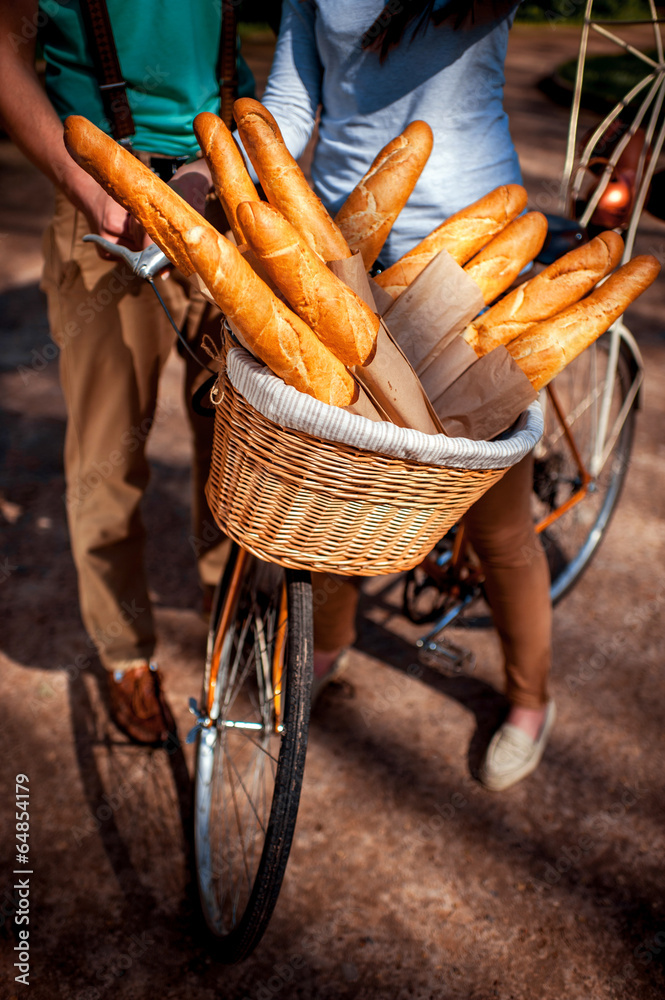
(416, 636, 476, 675)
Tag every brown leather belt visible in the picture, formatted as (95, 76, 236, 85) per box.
(131, 149, 192, 181)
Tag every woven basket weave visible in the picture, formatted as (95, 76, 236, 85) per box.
(205, 343, 543, 575)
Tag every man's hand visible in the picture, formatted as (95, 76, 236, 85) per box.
(169, 158, 213, 218)
(76, 178, 147, 257)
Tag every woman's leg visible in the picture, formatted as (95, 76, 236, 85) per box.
(463, 453, 552, 718)
(463, 453, 554, 788)
(310, 573, 361, 678)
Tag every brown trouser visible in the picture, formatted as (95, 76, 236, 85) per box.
(312, 454, 551, 710)
(41, 190, 227, 671)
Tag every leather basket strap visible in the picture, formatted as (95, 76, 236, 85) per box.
(79, 0, 135, 141)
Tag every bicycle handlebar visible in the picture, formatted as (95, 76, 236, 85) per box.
(81, 233, 218, 399)
(82, 235, 170, 280)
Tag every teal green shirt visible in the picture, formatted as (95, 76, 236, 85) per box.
(39, 0, 254, 158)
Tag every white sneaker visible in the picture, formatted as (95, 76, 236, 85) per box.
(479, 700, 556, 791)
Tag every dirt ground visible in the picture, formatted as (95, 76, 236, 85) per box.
(1, 23, 665, 1000)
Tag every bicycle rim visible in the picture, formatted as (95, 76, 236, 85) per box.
(194, 549, 312, 963)
(532, 334, 637, 604)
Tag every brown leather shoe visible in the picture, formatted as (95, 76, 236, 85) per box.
(107, 662, 177, 745)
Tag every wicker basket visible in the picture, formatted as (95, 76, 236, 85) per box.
(205, 343, 543, 575)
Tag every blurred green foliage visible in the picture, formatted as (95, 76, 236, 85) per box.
(557, 48, 658, 110)
(517, 0, 649, 23)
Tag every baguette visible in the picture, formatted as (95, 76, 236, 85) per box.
(507, 254, 661, 390)
(183, 224, 356, 406)
(334, 121, 433, 271)
(464, 230, 624, 356)
(373, 184, 527, 298)
(193, 111, 260, 245)
(463, 211, 548, 305)
(63, 115, 207, 276)
(237, 201, 380, 367)
(233, 98, 351, 262)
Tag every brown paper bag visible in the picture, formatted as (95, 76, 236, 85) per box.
(432, 346, 537, 440)
(419, 336, 478, 402)
(366, 248, 536, 441)
(328, 254, 443, 434)
(345, 381, 391, 422)
(369, 249, 484, 374)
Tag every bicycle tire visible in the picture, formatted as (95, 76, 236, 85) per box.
(532, 333, 637, 604)
(194, 545, 313, 964)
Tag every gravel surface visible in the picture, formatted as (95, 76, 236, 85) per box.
(1, 24, 664, 1000)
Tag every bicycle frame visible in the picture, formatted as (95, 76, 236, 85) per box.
(537, 319, 643, 529)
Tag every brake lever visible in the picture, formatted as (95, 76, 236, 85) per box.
(82, 235, 170, 279)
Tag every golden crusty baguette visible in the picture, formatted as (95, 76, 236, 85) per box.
(334, 121, 433, 271)
(373, 184, 527, 298)
(237, 201, 380, 367)
(464, 230, 624, 356)
(234, 98, 351, 262)
(463, 211, 548, 305)
(63, 115, 209, 276)
(507, 254, 661, 391)
(193, 111, 260, 245)
(184, 224, 355, 406)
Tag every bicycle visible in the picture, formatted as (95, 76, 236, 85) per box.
(86, 7, 657, 943)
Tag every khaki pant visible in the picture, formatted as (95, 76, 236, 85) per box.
(312, 454, 551, 711)
(41, 190, 228, 671)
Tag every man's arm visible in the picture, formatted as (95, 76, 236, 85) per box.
(0, 0, 143, 251)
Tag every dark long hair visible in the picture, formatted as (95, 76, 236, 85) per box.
(361, 1, 519, 61)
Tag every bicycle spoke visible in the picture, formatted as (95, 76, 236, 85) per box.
(222, 615, 253, 715)
(224, 747, 253, 922)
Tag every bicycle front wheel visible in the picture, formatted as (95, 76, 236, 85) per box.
(532, 332, 638, 604)
(194, 547, 313, 964)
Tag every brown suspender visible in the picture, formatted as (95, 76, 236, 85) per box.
(78, 0, 135, 141)
(219, 0, 238, 129)
(78, 0, 238, 142)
